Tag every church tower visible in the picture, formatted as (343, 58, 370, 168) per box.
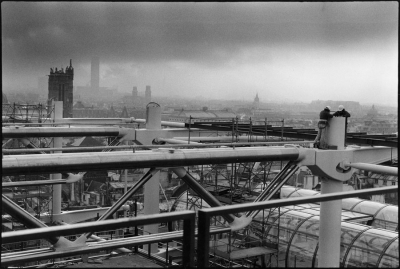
(48, 60, 74, 118)
(253, 93, 260, 110)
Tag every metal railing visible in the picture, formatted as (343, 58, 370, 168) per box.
(196, 185, 398, 267)
(2, 186, 398, 268)
(1, 210, 196, 268)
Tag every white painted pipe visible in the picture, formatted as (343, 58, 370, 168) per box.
(3, 147, 301, 176)
(344, 162, 398, 176)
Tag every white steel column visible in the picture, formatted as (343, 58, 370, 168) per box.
(143, 103, 162, 253)
(51, 101, 63, 215)
(318, 117, 345, 267)
(124, 140, 128, 218)
(326, 117, 346, 150)
(318, 178, 342, 267)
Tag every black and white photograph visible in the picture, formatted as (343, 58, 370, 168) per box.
(2, 2, 398, 268)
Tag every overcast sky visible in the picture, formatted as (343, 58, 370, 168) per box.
(2, 2, 398, 105)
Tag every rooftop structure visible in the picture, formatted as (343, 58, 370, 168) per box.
(1, 101, 398, 268)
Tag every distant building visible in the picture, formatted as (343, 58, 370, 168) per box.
(91, 57, 100, 92)
(2, 92, 9, 104)
(48, 60, 74, 118)
(253, 93, 260, 110)
(168, 108, 236, 123)
(145, 85, 151, 103)
(366, 104, 378, 119)
(132, 86, 138, 98)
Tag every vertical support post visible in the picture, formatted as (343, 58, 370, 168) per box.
(188, 115, 191, 144)
(144, 103, 161, 253)
(197, 210, 210, 268)
(264, 118, 267, 141)
(318, 178, 342, 267)
(326, 118, 346, 150)
(134, 199, 138, 253)
(51, 101, 63, 216)
(70, 182, 75, 202)
(232, 118, 235, 143)
(249, 117, 253, 142)
(281, 119, 284, 141)
(124, 140, 128, 218)
(235, 116, 239, 142)
(182, 213, 195, 268)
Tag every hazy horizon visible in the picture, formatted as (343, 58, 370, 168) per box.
(2, 2, 398, 106)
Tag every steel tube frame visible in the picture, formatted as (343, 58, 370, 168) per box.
(3, 179, 68, 187)
(196, 185, 398, 268)
(2, 195, 59, 245)
(345, 162, 398, 176)
(156, 138, 201, 144)
(2, 127, 123, 138)
(3, 147, 300, 175)
(84, 168, 159, 238)
(2, 210, 195, 267)
(172, 167, 236, 223)
(2, 141, 313, 154)
(246, 161, 300, 218)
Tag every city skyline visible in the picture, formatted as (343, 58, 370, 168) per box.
(2, 2, 398, 106)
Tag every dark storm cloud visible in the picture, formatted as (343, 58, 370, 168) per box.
(2, 2, 398, 68)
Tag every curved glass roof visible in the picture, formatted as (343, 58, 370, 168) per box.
(374, 205, 398, 222)
(280, 186, 398, 229)
(352, 201, 387, 216)
(342, 198, 364, 210)
(172, 191, 399, 268)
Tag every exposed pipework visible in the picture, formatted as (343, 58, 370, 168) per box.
(84, 168, 159, 239)
(2, 195, 59, 245)
(2, 141, 313, 154)
(171, 167, 252, 231)
(154, 138, 201, 144)
(246, 161, 300, 218)
(2, 147, 301, 176)
(2, 126, 124, 138)
(2, 173, 85, 188)
(172, 167, 235, 223)
(343, 162, 398, 176)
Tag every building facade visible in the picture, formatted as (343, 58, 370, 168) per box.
(48, 60, 74, 118)
(145, 85, 151, 104)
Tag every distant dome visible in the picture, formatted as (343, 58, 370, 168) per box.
(73, 101, 85, 109)
(367, 104, 378, 117)
(2, 92, 9, 104)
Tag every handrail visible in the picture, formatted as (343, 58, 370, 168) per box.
(1, 210, 195, 267)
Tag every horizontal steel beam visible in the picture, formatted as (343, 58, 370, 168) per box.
(1, 226, 229, 267)
(2, 126, 124, 138)
(2, 141, 312, 154)
(2, 179, 67, 187)
(198, 185, 398, 217)
(2, 210, 195, 244)
(346, 137, 398, 148)
(344, 162, 398, 176)
(2, 147, 301, 175)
